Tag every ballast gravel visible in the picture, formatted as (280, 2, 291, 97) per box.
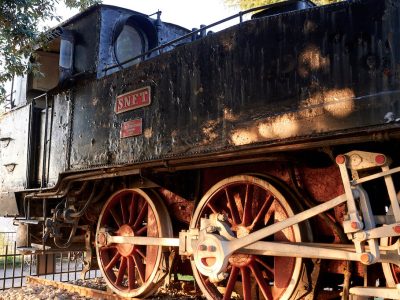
(0, 284, 91, 300)
(0, 278, 204, 299)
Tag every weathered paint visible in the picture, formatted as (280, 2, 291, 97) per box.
(56, 0, 400, 171)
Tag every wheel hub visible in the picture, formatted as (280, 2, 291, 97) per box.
(236, 225, 250, 238)
(116, 224, 135, 257)
(229, 253, 254, 267)
(193, 232, 228, 281)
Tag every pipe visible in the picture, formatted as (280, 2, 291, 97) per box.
(69, 181, 108, 218)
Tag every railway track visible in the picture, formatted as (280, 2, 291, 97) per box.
(0, 275, 390, 299)
(25, 276, 124, 299)
(0, 276, 204, 300)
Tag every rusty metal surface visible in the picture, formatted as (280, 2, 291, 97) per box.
(0, 105, 32, 215)
(158, 188, 194, 224)
(46, 94, 70, 187)
(52, 0, 400, 173)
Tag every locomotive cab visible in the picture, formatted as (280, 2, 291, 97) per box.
(27, 4, 189, 97)
(0, 4, 189, 212)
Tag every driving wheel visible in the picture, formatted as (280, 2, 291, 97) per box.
(96, 188, 172, 298)
(190, 175, 305, 300)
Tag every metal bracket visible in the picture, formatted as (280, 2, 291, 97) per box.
(81, 228, 92, 280)
(349, 284, 400, 299)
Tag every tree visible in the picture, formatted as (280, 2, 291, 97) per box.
(223, 0, 344, 10)
(0, 0, 100, 103)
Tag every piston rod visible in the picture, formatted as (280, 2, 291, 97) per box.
(100, 232, 400, 266)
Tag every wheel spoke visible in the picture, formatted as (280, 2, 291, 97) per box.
(225, 188, 241, 225)
(234, 193, 244, 222)
(132, 252, 146, 283)
(133, 202, 148, 230)
(242, 184, 253, 226)
(135, 225, 148, 236)
(110, 208, 122, 228)
(251, 194, 273, 229)
(249, 262, 273, 300)
(129, 193, 136, 225)
(255, 257, 274, 278)
(207, 202, 218, 214)
(127, 256, 136, 290)
(136, 248, 146, 259)
(264, 201, 275, 226)
(115, 257, 127, 286)
(121, 197, 128, 224)
(223, 266, 239, 300)
(105, 252, 121, 272)
(241, 267, 252, 300)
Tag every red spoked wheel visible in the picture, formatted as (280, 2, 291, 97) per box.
(96, 189, 172, 298)
(190, 175, 305, 300)
(381, 237, 400, 286)
(382, 241, 400, 286)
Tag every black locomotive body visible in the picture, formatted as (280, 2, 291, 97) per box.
(2, 0, 400, 299)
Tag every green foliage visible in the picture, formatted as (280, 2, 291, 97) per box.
(0, 0, 101, 104)
(223, 0, 344, 10)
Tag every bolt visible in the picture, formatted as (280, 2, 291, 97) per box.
(394, 226, 400, 234)
(208, 245, 216, 252)
(206, 226, 218, 233)
(97, 233, 106, 245)
(198, 244, 207, 251)
(375, 154, 386, 165)
(217, 214, 227, 222)
(217, 272, 229, 281)
(360, 253, 373, 264)
(336, 155, 346, 165)
(351, 222, 361, 230)
(354, 231, 367, 241)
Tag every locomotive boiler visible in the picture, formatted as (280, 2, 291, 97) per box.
(1, 0, 400, 298)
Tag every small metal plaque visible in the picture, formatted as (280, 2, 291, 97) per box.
(115, 86, 151, 114)
(120, 119, 143, 138)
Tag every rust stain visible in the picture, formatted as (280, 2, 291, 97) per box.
(323, 88, 355, 118)
(231, 128, 259, 146)
(298, 45, 330, 77)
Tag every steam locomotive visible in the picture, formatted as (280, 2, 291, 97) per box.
(1, 0, 400, 298)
